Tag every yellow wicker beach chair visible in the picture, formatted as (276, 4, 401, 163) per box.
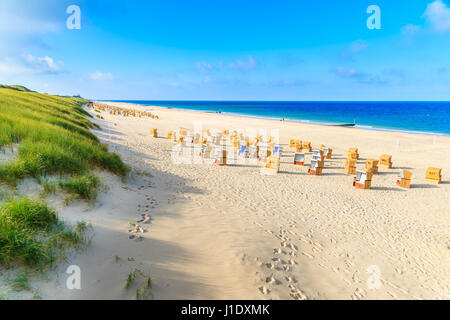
(425, 167, 442, 184)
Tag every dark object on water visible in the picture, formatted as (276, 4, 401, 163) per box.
(333, 123, 356, 127)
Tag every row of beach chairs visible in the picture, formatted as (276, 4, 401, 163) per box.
(290, 139, 442, 189)
(149, 127, 443, 189)
(90, 102, 159, 119)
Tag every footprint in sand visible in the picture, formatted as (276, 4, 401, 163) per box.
(128, 222, 147, 241)
(387, 291, 398, 298)
(128, 223, 146, 234)
(265, 275, 281, 285)
(288, 285, 307, 300)
(301, 252, 314, 259)
(286, 276, 297, 283)
(137, 213, 152, 224)
(129, 234, 143, 241)
(265, 263, 275, 270)
(283, 265, 291, 272)
(259, 286, 270, 295)
(352, 271, 361, 283)
(351, 288, 366, 300)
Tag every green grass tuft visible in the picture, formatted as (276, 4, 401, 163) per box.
(38, 178, 57, 197)
(10, 271, 31, 291)
(125, 269, 138, 290)
(59, 174, 100, 200)
(0, 197, 89, 269)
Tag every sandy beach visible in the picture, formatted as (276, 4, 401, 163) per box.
(4, 0, 450, 305)
(23, 101, 449, 300)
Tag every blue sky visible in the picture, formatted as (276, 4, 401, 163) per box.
(1, 0, 450, 100)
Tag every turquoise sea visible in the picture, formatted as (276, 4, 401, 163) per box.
(108, 101, 450, 136)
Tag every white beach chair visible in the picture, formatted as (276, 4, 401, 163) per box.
(294, 153, 305, 165)
(312, 149, 324, 161)
(396, 169, 412, 188)
(308, 158, 324, 175)
(353, 170, 372, 189)
(355, 171, 367, 184)
(310, 159, 319, 171)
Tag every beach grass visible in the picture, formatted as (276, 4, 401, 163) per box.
(59, 174, 100, 200)
(0, 197, 88, 269)
(0, 84, 127, 269)
(0, 85, 129, 186)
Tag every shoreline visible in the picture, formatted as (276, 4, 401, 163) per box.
(100, 101, 450, 138)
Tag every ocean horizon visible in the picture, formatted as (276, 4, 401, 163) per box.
(105, 100, 450, 136)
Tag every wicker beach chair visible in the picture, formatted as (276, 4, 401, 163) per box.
(308, 159, 324, 175)
(353, 170, 373, 189)
(348, 147, 359, 160)
(366, 159, 379, 174)
(294, 153, 305, 166)
(425, 167, 442, 184)
(396, 169, 412, 188)
(379, 154, 392, 168)
(345, 159, 357, 175)
(260, 155, 280, 175)
(150, 128, 158, 138)
(215, 149, 227, 166)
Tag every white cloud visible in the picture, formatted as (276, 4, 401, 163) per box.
(423, 0, 450, 33)
(401, 24, 422, 36)
(266, 79, 308, 87)
(0, 54, 65, 75)
(201, 76, 235, 85)
(89, 72, 115, 80)
(195, 61, 213, 74)
(23, 54, 64, 73)
(195, 56, 258, 74)
(335, 66, 363, 78)
(334, 66, 386, 85)
(229, 55, 258, 71)
(341, 40, 368, 57)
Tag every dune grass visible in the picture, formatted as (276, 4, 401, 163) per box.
(0, 85, 126, 270)
(59, 174, 100, 200)
(0, 197, 88, 269)
(0, 85, 129, 185)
